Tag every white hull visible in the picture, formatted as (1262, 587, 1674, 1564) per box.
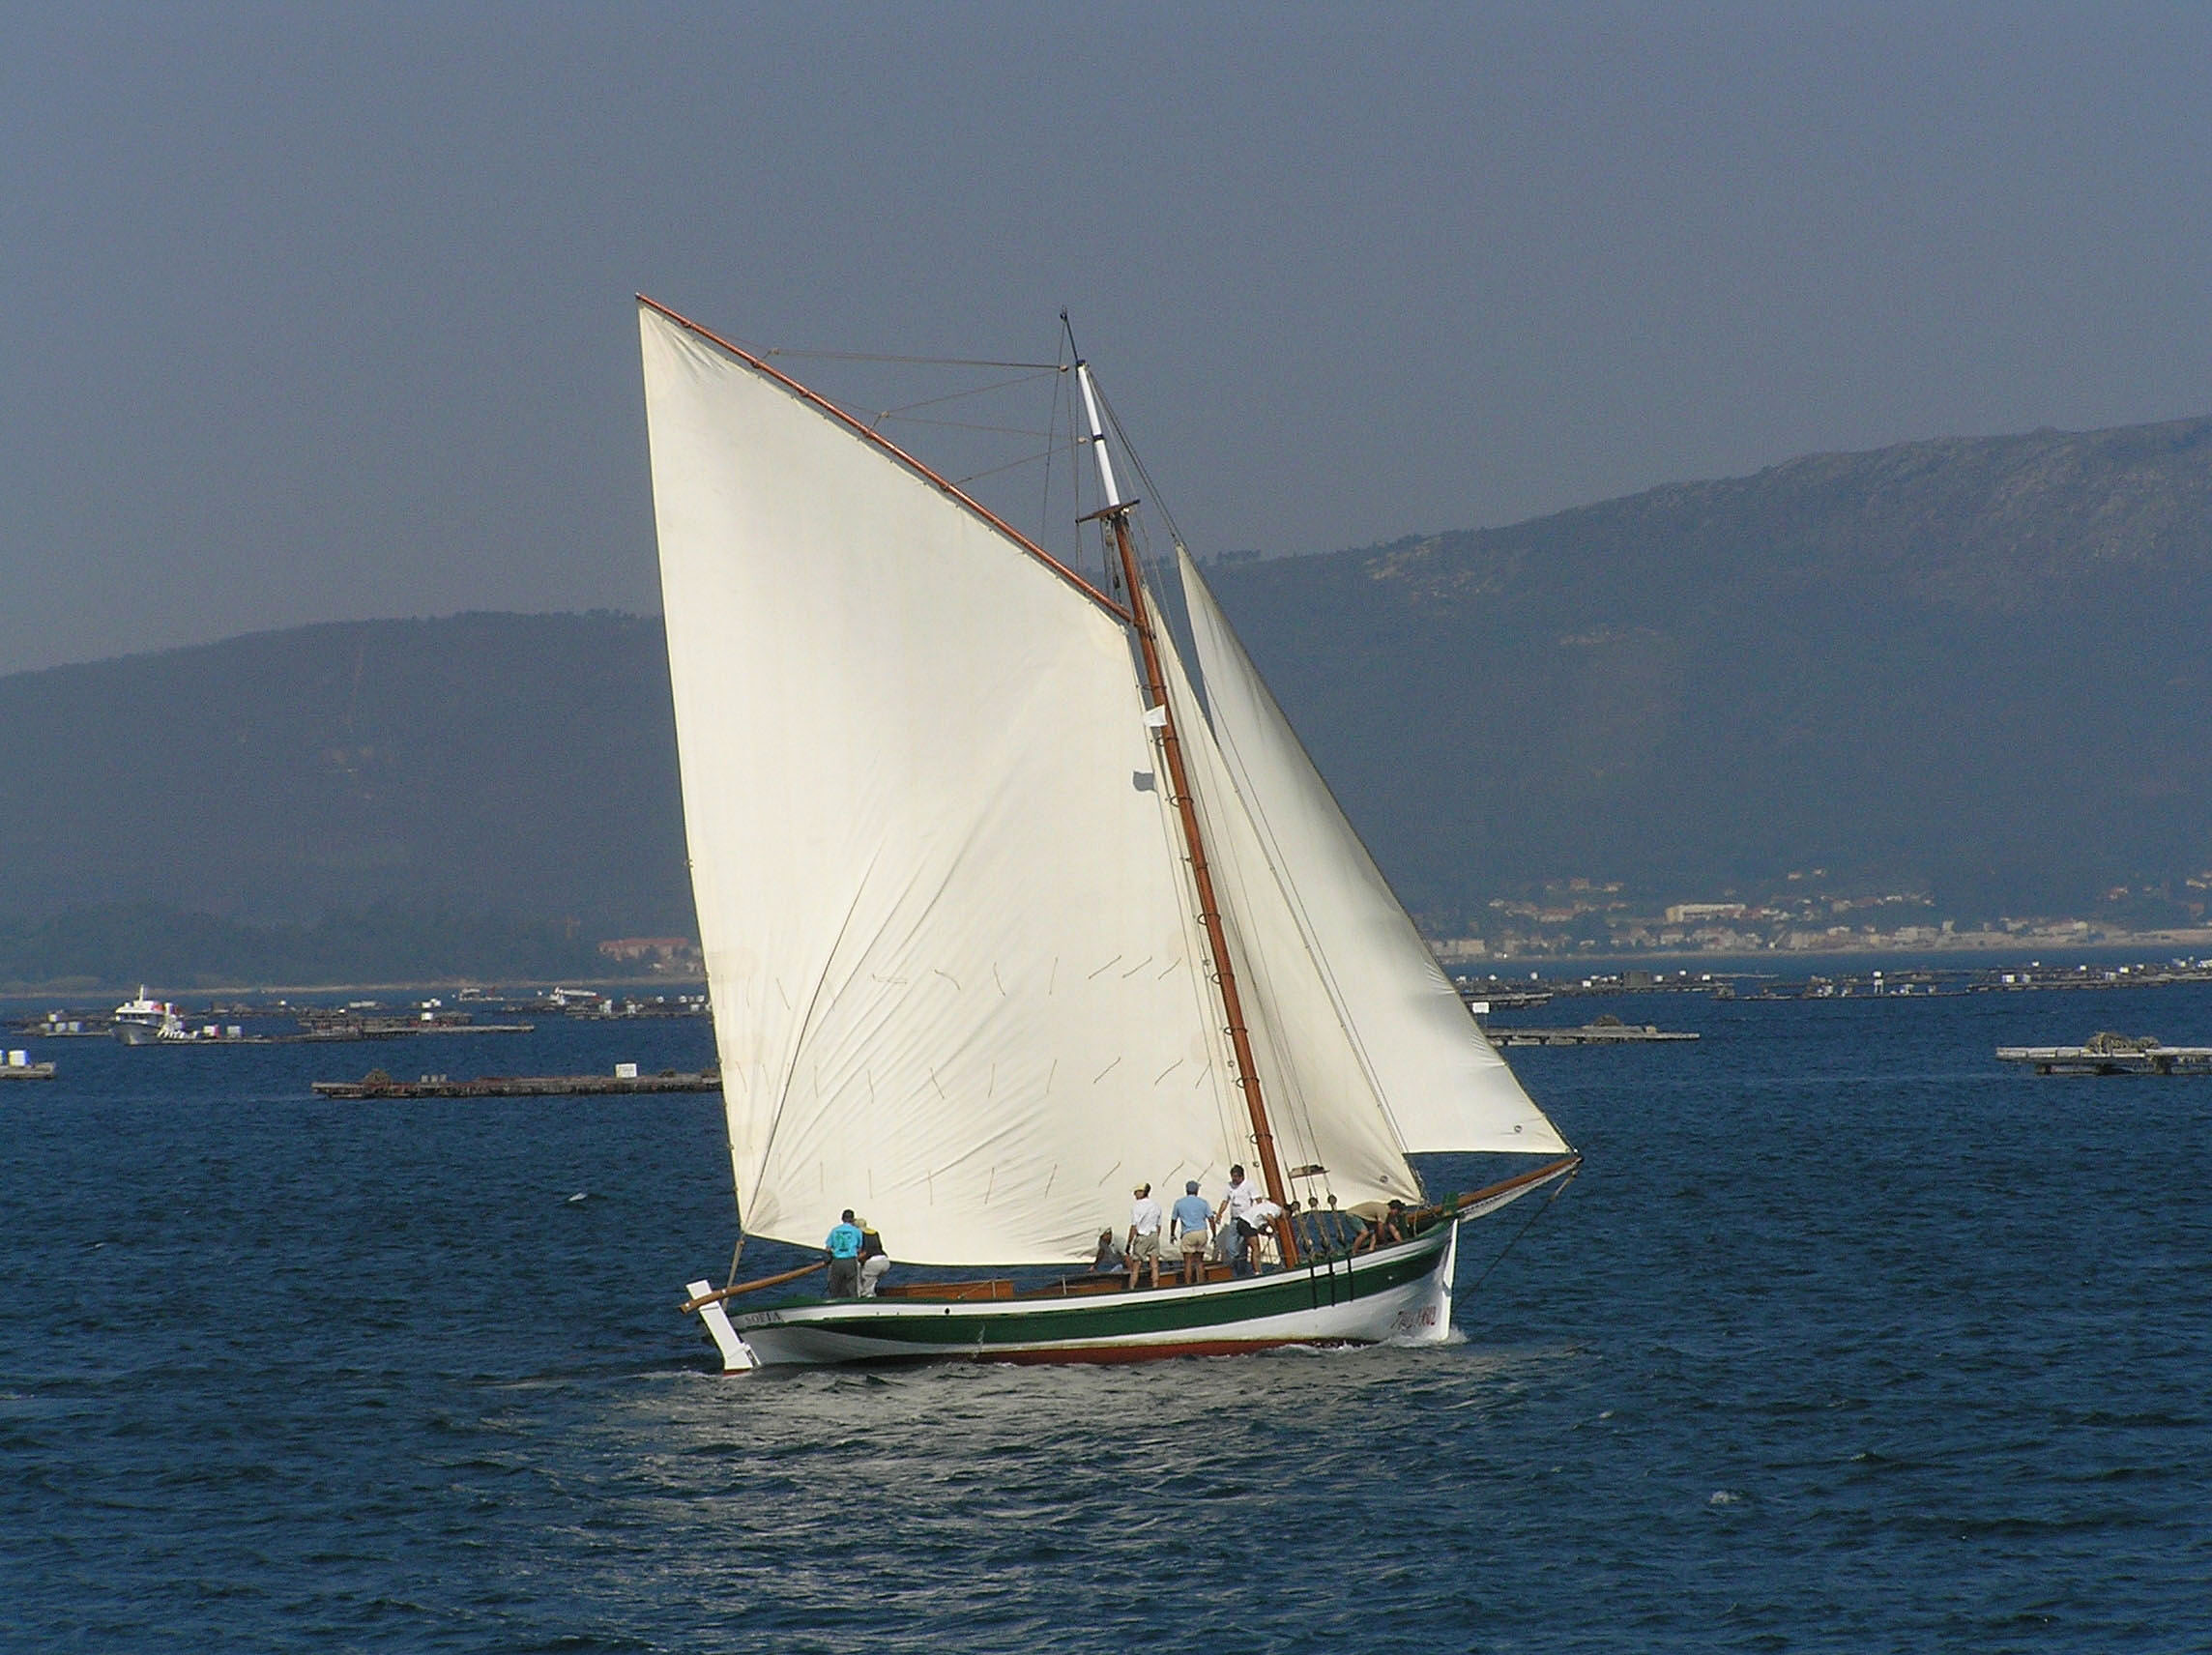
(113, 990, 187, 1044)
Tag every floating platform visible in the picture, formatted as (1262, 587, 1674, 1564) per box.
(1996, 1040, 2212, 1076)
(312, 1069, 721, 1099)
(1487, 1023, 1699, 1046)
(1457, 988, 1554, 1011)
(84, 1025, 540, 1047)
(292, 1018, 537, 1040)
(1, 1056, 56, 1081)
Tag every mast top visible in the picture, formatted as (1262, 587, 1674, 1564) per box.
(1074, 361, 1127, 516)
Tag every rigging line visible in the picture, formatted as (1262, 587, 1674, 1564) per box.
(952, 445, 1061, 488)
(761, 348, 1063, 369)
(870, 369, 1062, 419)
(1039, 327, 1065, 550)
(876, 414, 1056, 438)
(1462, 1163, 1581, 1298)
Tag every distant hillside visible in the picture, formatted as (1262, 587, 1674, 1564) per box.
(0, 612, 693, 933)
(9, 415, 2210, 971)
(1208, 416, 2212, 927)
(0, 900, 616, 994)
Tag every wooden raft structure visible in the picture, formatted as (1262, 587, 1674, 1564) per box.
(1487, 1022, 1698, 1046)
(313, 1070, 721, 1099)
(1997, 1033, 2212, 1076)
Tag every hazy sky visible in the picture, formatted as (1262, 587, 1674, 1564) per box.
(5, 3, 2209, 676)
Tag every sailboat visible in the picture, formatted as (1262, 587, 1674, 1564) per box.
(638, 297, 1577, 1370)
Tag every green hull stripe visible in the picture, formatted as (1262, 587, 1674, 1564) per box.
(736, 1234, 1444, 1349)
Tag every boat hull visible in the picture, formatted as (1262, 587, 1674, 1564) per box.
(724, 1224, 1460, 1368)
(685, 1154, 1577, 1372)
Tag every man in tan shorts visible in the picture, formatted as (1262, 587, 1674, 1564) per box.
(1125, 1182, 1165, 1291)
(1170, 1178, 1212, 1286)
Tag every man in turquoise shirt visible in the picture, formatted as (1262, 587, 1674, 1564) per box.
(824, 1209, 864, 1297)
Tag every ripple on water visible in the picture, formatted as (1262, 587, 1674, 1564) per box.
(5, 994, 2212, 1648)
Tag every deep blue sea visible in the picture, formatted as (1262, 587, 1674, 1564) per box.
(4, 983, 2208, 1652)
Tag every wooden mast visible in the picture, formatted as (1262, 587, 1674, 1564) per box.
(1074, 361, 1299, 1267)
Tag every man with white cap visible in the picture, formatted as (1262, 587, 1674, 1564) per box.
(1125, 1181, 1165, 1292)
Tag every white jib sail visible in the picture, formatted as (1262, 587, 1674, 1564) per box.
(640, 307, 1254, 1265)
(1149, 604, 1426, 1209)
(1176, 548, 1569, 1156)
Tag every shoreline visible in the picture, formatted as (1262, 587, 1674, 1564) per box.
(0, 973, 708, 1002)
(15, 938, 2212, 1001)
(1439, 929, 2212, 968)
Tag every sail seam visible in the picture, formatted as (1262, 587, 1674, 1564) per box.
(749, 854, 882, 1234)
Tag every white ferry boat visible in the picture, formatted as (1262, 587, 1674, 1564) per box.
(112, 988, 189, 1045)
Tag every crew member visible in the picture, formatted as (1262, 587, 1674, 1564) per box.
(857, 1219, 890, 1297)
(824, 1208, 864, 1297)
(1125, 1182, 1164, 1291)
(1215, 1164, 1263, 1275)
(1171, 1178, 1213, 1284)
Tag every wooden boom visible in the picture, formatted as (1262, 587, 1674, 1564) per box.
(679, 1259, 827, 1314)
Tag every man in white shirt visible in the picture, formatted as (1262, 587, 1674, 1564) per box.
(1125, 1182, 1165, 1291)
(1214, 1164, 1263, 1276)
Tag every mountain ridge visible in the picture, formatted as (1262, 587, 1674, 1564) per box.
(1206, 413, 2212, 926)
(0, 610, 691, 932)
(5, 413, 2208, 956)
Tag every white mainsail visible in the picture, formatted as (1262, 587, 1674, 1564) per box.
(1176, 548, 1569, 1156)
(640, 301, 1561, 1276)
(641, 306, 1257, 1265)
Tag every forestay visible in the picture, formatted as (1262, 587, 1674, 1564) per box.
(1148, 604, 1426, 1209)
(640, 307, 1254, 1265)
(1176, 549, 1569, 1156)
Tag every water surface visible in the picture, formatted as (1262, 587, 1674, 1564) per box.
(3, 989, 2206, 1649)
